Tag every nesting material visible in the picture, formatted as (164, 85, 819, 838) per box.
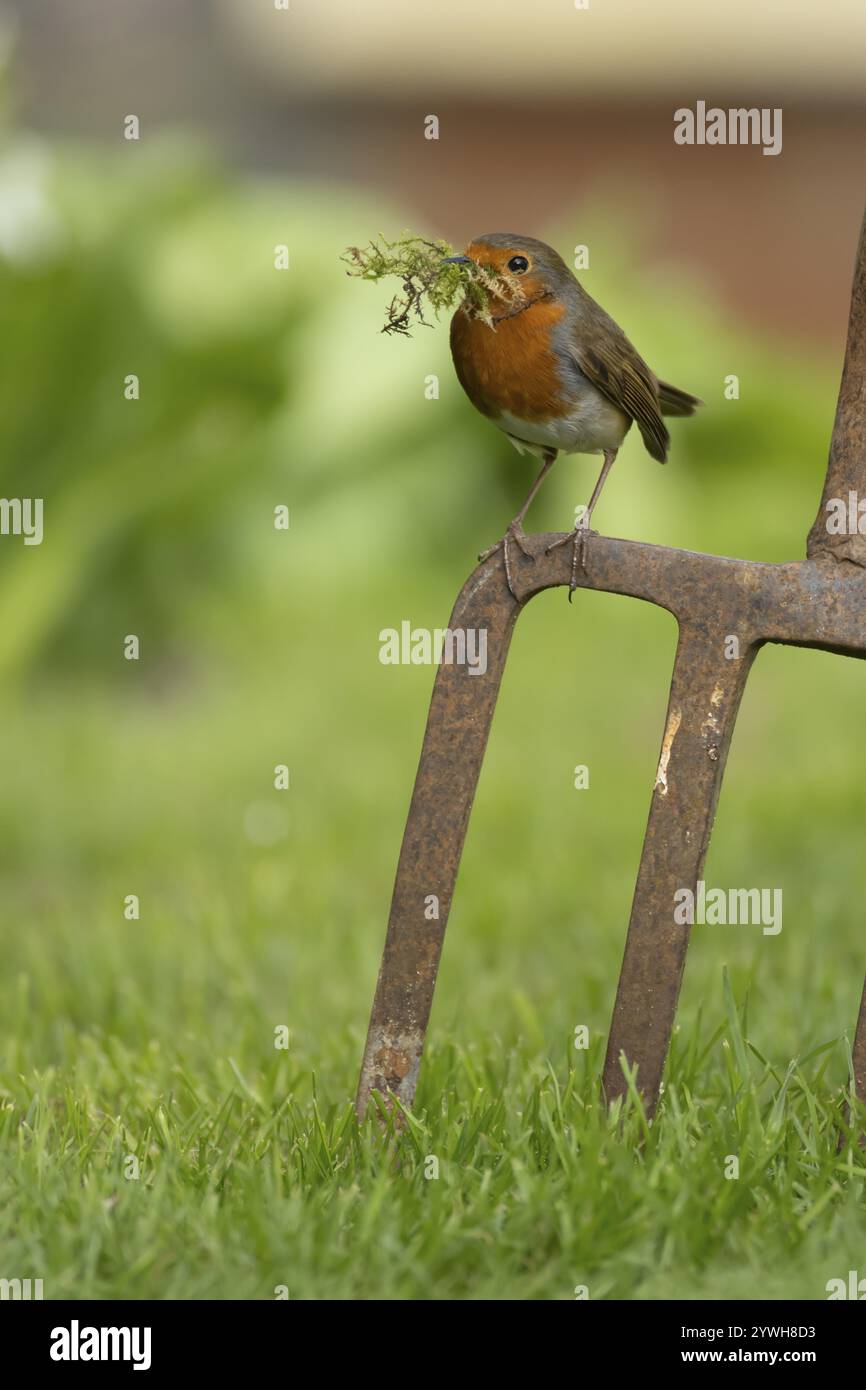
(341, 233, 527, 335)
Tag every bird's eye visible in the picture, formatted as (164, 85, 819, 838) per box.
(507, 255, 529, 273)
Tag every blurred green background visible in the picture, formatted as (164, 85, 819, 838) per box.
(2, 1, 866, 1302)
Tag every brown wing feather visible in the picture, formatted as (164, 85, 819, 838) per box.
(574, 341, 669, 463)
(657, 380, 703, 417)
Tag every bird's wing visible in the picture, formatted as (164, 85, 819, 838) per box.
(571, 330, 669, 463)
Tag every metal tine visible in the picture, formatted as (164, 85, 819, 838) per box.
(356, 207, 866, 1127)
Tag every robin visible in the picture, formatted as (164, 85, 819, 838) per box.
(445, 234, 702, 597)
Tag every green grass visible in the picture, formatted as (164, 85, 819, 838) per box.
(2, 571, 866, 1301)
(3, 1022, 865, 1301)
(1, 135, 864, 1300)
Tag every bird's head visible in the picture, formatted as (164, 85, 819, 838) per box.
(443, 234, 571, 307)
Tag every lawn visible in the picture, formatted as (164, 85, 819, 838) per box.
(2, 570, 866, 1301)
(1, 140, 864, 1301)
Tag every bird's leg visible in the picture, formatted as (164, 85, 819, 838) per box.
(479, 449, 557, 598)
(546, 447, 618, 599)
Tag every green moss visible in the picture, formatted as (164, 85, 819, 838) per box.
(341, 231, 524, 335)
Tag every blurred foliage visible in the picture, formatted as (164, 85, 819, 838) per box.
(1, 94, 865, 1303)
(0, 122, 841, 684)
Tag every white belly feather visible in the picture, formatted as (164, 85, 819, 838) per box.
(496, 389, 629, 459)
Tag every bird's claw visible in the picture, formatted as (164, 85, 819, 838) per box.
(546, 520, 597, 599)
(478, 522, 534, 600)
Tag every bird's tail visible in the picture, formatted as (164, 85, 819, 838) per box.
(657, 380, 703, 418)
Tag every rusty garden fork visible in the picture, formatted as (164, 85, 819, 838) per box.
(356, 207, 866, 1123)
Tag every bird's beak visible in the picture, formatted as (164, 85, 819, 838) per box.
(441, 255, 472, 266)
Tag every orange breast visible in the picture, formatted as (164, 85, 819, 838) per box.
(450, 299, 568, 423)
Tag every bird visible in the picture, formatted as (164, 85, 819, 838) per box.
(445, 234, 702, 598)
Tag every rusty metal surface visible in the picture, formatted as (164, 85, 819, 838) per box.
(356, 209, 866, 1122)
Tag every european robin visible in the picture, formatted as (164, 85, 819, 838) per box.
(445, 234, 702, 597)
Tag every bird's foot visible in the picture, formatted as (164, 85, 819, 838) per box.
(479, 520, 534, 599)
(546, 518, 597, 600)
